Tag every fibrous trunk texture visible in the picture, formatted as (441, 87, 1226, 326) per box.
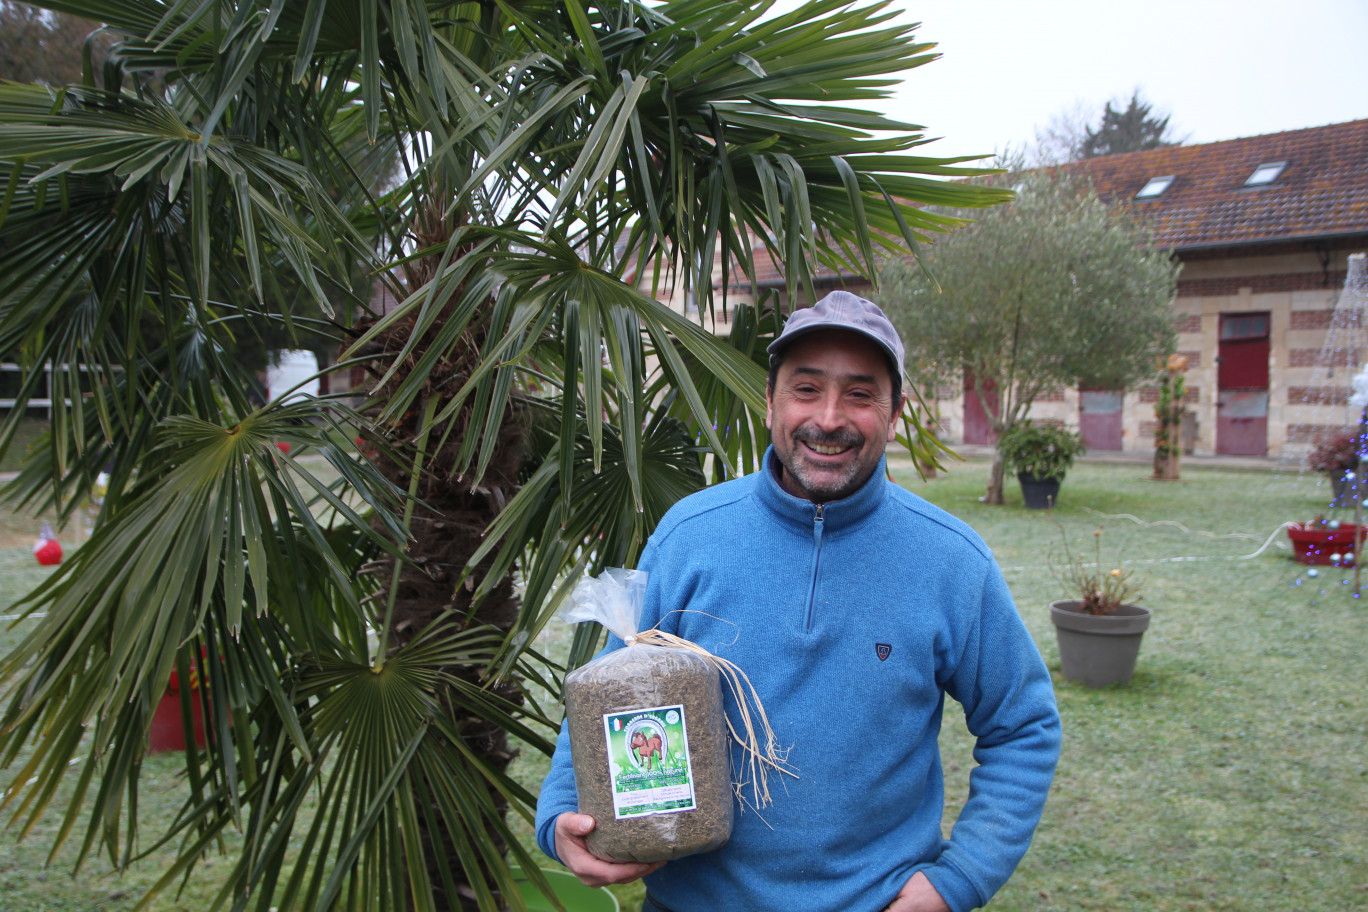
(355, 299, 528, 910)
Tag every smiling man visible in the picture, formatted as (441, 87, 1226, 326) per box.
(765, 296, 906, 503)
(535, 291, 1061, 912)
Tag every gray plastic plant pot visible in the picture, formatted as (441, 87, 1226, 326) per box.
(1049, 600, 1151, 688)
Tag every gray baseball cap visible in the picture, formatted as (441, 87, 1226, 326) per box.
(766, 290, 905, 376)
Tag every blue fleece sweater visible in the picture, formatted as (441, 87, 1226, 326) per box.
(535, 449, 1060, 912)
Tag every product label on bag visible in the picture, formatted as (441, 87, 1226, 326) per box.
(601, 705, 696, 819)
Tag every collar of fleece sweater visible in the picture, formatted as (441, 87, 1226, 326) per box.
(758, 445, 890, 534)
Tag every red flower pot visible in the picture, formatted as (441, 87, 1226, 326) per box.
(149, 668, 208, 754)
(1286, 522, 1366, 566)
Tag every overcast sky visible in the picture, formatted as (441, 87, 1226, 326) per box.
(798, 0, 1368, 161)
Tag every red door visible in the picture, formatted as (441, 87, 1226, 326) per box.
(963, 371, 998, 445)
(1079, 388, 1124, 451)
(1216, 312, 1270, 456)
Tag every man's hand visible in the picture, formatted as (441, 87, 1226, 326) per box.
(883, 872, 951, 912)
(553, 812, 665, 888)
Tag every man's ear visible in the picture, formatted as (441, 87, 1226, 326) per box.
(886, 394, 907, 443)
(765, 388, 774, 430)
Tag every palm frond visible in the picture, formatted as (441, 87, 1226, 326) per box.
(0, 0, 1012, 906)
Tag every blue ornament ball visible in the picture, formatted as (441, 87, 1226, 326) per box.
(1307, 568, 1320, 578)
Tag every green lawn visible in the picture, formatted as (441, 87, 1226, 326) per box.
(2, 455, 1366, 911)
(900, 457, 1368, 912)
(0, 417, 49, 475)
(0, 551, 239, 912)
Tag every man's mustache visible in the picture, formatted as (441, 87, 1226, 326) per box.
(793, 427, 864, 449)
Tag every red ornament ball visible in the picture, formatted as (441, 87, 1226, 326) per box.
(34, 538, 62, 566)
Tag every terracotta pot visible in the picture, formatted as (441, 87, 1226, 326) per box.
(1049, 600, 1151, 688)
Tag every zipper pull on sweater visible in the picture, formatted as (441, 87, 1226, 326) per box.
(805, 504, 825, 632)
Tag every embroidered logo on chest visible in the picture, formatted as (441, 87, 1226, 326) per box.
(875, 643, 892, 661)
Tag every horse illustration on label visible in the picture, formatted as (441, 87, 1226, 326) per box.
(630, 728, 665, 769)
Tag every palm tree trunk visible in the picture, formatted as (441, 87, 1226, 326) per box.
(358, 308, 529, 910)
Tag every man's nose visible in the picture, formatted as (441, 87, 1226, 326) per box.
(810, 392, 847, 430)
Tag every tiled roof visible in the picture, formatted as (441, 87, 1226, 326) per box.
(744, 245, 857, 289)
(1060, 119, 1368, 251)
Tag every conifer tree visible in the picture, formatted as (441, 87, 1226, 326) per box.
(1079, 90, 1178, 158)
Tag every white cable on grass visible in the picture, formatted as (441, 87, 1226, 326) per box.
(1080, 506, 1264, 541)
(999, 521, 1297, 574)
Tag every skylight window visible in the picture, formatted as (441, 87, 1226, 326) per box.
(1135, 175, 1175, 199)
(1244, 161, 1286, 187)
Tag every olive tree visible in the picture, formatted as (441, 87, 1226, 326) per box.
(881, 171, 1180, 504)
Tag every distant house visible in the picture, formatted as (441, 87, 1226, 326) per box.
(644, 120, 1368, 461)
(1038, 118, 1368, 460)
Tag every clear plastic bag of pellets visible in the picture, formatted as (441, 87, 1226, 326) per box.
(560, 568, 732, 863)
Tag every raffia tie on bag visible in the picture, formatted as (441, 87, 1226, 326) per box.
(623, 627, 798, 812)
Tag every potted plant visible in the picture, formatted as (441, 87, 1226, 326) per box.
(1307, 428, 1363, 507)
(149, 657, 208, 754)
(1049, 528, 1150, 688)
(1152, 354, 1188, 481)
(1285, 514, 1366, 566)
(998, 420, 1086, 509)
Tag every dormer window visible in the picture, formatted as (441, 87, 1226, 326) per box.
(1244, 161, 1286, 187)
(1135, 175, 1175, 199)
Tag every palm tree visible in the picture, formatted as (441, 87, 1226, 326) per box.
(0, 1, 1008, 909)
